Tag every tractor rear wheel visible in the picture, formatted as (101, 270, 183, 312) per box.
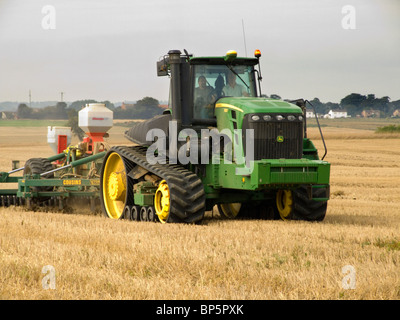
(276, 186, 327, 221)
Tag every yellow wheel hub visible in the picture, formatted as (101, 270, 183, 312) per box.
(107, 171, 125, 200)
(276, 190, 293, 220)
(154, 180, 170, 223)
(102, 152, 127, 219)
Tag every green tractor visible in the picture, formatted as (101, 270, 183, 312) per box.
(100, 49, 330, 223)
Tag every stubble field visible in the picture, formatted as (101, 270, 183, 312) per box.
(0, 121, 399, 300)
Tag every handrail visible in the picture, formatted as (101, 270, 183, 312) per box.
(305, 100, 327, 160)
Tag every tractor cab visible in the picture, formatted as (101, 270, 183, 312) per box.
(190, 52, 259, 120)
(157, 49, 262, 129)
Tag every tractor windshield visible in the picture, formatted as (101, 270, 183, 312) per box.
(192, 64, 257, 119)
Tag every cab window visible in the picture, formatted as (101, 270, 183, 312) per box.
(192, 64, 256, 119)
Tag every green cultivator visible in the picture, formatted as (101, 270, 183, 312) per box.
(0, 150, 106, 211)
(0, 103, 112, 212)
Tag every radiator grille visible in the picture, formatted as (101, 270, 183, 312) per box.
(242, 114, 303, 160)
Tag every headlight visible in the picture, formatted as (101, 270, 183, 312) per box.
(263, 115, 272, 121)
(276, 115, 284, 121)
(287, 115, 295, 121)
(298, 115, 304, 121)
(251, 115, 260, 121)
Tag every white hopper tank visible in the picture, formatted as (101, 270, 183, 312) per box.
(78, 103, 113, 134)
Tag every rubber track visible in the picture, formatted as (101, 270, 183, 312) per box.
(111, 145, 206, 223)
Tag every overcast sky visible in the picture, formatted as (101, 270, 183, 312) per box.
(0, 0, 399, 104)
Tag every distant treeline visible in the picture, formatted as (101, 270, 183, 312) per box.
(11, 97, 165, 120)
(3, 93, 400, 120)
(270, 93, 399, 117)
(310, 94, 399, 117)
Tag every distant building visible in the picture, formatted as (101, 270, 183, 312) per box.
(121, 102, 135, 110)
(361, 109, 381, 118)
(305, 109, 315, 118)
(327, 109, 348, 119)
(392, 109, 400, 118)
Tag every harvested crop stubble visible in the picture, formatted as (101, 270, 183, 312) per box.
(0, 126, 399, 300)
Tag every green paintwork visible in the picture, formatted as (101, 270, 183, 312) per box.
(302, 138, 320, 160)
(201, 158, 330, 192)
(216, 97, 302, 115)
(197, 95, 330, 202)
(133, 181, 156, 206)
(0, 152, 105, 202)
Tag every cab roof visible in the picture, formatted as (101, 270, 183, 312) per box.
(189, 56, 259, 66)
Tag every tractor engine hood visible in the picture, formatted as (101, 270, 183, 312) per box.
(215, 97, 303, 115)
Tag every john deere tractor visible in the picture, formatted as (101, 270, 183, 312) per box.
(100, 49, 330, 223)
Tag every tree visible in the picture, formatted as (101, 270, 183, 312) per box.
(68, 100, 115, 111)
(377, 96, 391, 116)
(68, 100, 98, 111)
(55, 102, 68, 119)
(67, 109, 85, 140)
(135, 97, 159, 108)
(340, 93, 367, 116)
(325, 102, 340, 112)
(17, 103, 32, 119)
(127, 97, 164, 119)
(309, 97, 326, 115)
(340, 93, 366, 107)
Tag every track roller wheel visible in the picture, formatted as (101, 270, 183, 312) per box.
(131, 205, 140, 221)
(147, 206, 156, 222)
(123, 205, 131, 220)
(140, 206, 148, 221)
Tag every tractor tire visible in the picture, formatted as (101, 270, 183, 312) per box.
(24, 158, 54, 177)
(246, 200, 280, 220)
(217, 203, 245, 219)
(22, 158, 54, 204)
(218, 201, 279, 220)
(276, 186, 327, 221)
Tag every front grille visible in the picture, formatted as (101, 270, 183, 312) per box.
(242, 113, 303, 160)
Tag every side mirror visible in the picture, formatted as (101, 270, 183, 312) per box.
(157, 57, 169, 77)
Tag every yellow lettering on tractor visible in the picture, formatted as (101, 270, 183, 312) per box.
(63, 180, 81, 185)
